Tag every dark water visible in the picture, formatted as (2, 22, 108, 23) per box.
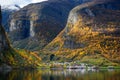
(0, 69, 120, 80)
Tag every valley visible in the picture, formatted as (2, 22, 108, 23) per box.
(0, 0, 120, 69)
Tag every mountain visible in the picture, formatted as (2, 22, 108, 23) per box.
(45, 0, 120, 65)
(8, 0, 91, 51)
(0, 8, 11, 52)
(2, 5, 20, 10)
(1, 5, 20, 32)
(0, 6, 41, 69)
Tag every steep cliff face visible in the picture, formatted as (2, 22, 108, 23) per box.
(0, 6, 41, 68)
(1, 5, 20, 32)
(0, 7, 11, 52)
(0, 26, 11, 52)
(1, 9, 13, 32)
(45, 0, 120, 64)
(9, 0, 92, 50)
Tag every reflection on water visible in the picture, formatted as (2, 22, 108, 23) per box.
(0, 69, 120, 80)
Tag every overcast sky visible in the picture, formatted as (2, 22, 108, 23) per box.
(0, 0, 48, 7)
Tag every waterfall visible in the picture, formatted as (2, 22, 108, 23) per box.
(10, 20, 16, 31)
(30, 21, 35, 37)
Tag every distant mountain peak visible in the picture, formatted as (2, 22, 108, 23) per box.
(1, 4, 21, 10)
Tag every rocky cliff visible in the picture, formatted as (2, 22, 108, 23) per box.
(8, 0, 92, 50)
(0, 6, 42, 68)
(45, 0, 120, 65)
(1, 5, 20, 32)
(0, 6, 11, 52)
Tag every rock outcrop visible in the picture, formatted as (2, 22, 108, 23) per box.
(0, 6, 41, 68)
(1, 5, 20, 32)
(8, 0, 92, 50)
(0, 6, 10, 52)
(45, 0, 120, 63)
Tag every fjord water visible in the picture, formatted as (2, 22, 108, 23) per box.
(0, 69, 120, 80)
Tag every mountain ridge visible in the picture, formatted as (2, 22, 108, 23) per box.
(44, 0, 120, 65)
(0, 6, 42, 68)
(8, 0, 92, 50)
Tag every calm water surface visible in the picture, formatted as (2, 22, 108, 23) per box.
(0, 69, 120, 80)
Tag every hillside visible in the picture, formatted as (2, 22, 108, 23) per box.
(0, 6, 41, 69)
(45, 0, 120, 65)
(1, 5, 20, 32)
(8, 0, 91, 50)
(0, 26, 41, 68)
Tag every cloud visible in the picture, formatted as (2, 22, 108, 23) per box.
(0, 0, 47, 7)
(32, 0, 48, 3)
